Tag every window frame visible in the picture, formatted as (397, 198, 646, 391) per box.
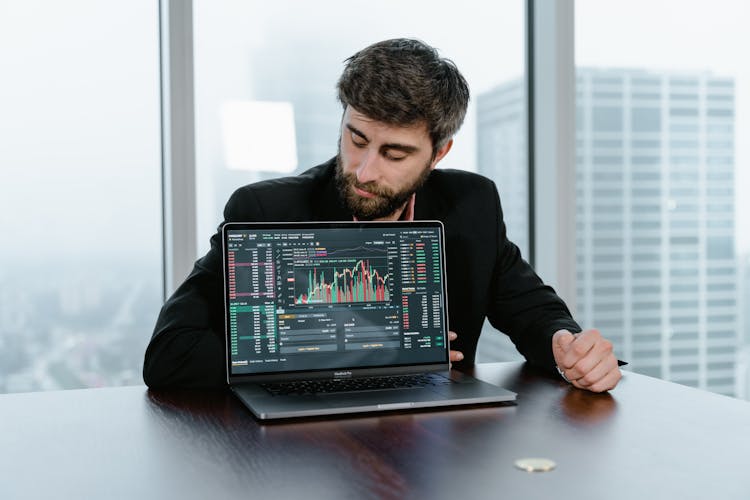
(160, 0, 577, 301)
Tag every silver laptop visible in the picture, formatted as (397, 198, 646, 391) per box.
(222, 221, 516, 420)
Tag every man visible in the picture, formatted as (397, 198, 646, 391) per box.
(144, 38, 621, 393)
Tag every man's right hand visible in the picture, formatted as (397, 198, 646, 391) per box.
(552, 329, 621, 392)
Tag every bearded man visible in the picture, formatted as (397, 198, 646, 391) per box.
(144, 38, 621, 393)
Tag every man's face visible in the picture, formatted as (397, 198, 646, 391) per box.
(335, 106, 450, 220)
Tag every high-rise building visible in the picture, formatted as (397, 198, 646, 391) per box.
(737, 254, 750, 399)
(740, 253, 750, 346)
(577, 69, 737, 395)
(476, 79, 528, 259)
(477, 69, 739, 396)
(475, 79, 528, 362)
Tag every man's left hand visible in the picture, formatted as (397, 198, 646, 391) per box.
(448, 330, 464, 365)
(552, 329, 622, 392)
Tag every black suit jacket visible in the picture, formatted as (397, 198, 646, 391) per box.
(143, 158, 580, 388)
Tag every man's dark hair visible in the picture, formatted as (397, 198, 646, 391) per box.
(336, 38, 470, 154)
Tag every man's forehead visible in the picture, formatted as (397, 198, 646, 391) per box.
(345, 106, 428, 136)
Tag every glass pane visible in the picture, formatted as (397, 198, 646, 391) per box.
(0, 1, 162, 393)
(576, 0, 750, 398)
(193, 0, 527, 362)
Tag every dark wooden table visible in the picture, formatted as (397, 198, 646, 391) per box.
(2, 362, 749, 499)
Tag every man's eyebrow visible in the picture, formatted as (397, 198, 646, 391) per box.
(345, 122, 420, 154)
(345, 123, 368, 141)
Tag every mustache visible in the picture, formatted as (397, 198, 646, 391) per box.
(344, 172, 393, 197)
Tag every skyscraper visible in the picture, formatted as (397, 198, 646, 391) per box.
(475, 78, 528, 362)
(477, 69, 738, 395)
(576, 69, 737, 396)
(737, 254, 750, 399)
(477, 79, 529, 362)
(476, 79, 529, 259)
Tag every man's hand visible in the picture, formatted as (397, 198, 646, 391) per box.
(552, 329, 622, 392)
(448, 331, 464, 364)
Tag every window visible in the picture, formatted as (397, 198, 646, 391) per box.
(576, 0, 749, 398)
(193, 0, 528, 363)
(0, 1, 162, 393)
(631, 108, 661, 132)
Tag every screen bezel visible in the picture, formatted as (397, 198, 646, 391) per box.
(221, 220, 450, 384)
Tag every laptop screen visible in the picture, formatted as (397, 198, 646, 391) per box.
(223, 221, 449, 377)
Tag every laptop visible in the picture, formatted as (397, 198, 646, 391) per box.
(222, 220, 516, 420)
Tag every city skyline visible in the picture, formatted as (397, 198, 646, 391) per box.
(478, 68, 744, 397)
(2, 63, 747, 398)
(2, 1, 748, 400)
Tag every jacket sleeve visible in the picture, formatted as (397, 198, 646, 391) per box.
(142, 187, 262, 389)
(484, 182, 581, 373)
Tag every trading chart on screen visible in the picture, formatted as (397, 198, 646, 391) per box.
(224, 224, 446, 374)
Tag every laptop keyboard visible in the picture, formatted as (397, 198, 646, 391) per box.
(261, 373, 452, 396)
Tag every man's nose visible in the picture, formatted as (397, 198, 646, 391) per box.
(356, 150, 380, 184)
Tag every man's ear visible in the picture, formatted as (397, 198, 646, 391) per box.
(430, 139, 453, 169)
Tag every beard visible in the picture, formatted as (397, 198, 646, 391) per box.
(334, 155, 433, 220)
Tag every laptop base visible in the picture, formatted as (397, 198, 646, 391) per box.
(232, 370, 516, 420)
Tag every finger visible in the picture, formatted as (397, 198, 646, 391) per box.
(575, 354, 620, 392)
(555, 329, 575, 348)
(552, 330, 575, 366)
(566, 337, 614, 381)
(448, 331, 462, 365)
(560, 329, 599, 369)
(569, 356, 617, 387)
(594, 367, 623, 392)
(584, 364, 623, 393)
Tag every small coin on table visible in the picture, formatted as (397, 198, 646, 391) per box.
(514, 458, 556, 472)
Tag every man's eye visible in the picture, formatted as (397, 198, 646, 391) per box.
(351, 133, 366, 147)
(385, 151, 406, 161)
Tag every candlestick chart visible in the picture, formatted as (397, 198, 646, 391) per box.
(294, 258, 390, 304)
